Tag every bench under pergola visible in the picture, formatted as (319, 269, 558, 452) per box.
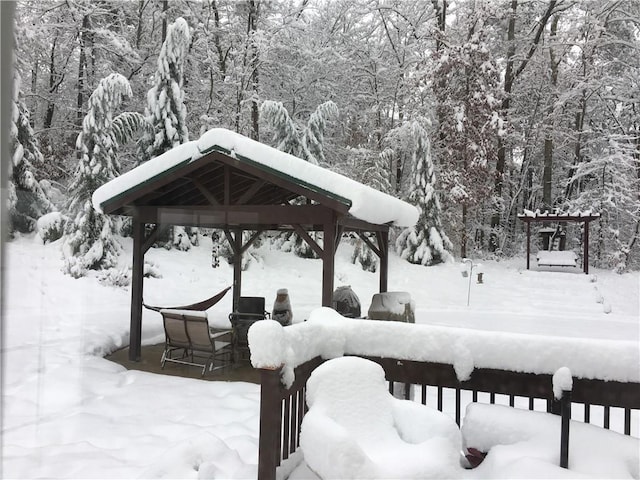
(517, 210, 600, 274)
(93, 128, 418, 361)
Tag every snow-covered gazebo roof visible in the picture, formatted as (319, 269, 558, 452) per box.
(94, 128, 418, 362)
(93, 128, 417, 228)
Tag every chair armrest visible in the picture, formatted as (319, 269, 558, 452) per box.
(392, 399, 460, 446)
(210, 330, 232, 341)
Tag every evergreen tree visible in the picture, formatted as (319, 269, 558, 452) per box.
(260, 100, 308, 158)
(261, 99, 338, 257)
(8, 60, 54, 235)
(396, 122, 453, 266)
(62, 73, 133, 277)
(303, 101, 338, 165)
(261, 100, 338, 165)
(141, 17, 190, 163)
(139, 17, 193, 250)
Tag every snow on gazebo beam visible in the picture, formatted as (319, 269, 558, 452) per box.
(517, 209, 601, 223)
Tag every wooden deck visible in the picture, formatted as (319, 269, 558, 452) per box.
(105, 343, 260, 384)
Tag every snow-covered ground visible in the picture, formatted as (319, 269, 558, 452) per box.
(2, 233, 639, 478)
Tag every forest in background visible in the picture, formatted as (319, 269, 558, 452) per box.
(7, 0, 640, 273)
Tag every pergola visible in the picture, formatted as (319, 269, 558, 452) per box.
(93, 128, 418, 361)
(517, 210, 600, 274)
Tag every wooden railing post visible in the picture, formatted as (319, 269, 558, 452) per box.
(258, 367, 283, 480)
(560, 389, 571, 468)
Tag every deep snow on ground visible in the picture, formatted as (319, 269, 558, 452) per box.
(2, 233, 638, 478)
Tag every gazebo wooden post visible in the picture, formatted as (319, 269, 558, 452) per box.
(377, 231, 389, 293)
(526, 221, 531, 270)
(233, 228, 243, 311)
(129, 219, 145, 361)
(322, 218, 336, 306)
(583, 221, 589, 274)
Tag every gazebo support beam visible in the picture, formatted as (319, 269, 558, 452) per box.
(129, 220, 145, 361)
(322, 218, 336, 306)
(357, 232, 382, 258)
(292, 225, 324, 258)
(376, 231, 388, 293)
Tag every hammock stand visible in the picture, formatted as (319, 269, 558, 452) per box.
(142, 285, 232, 313)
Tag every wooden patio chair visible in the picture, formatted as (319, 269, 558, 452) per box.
(160, 309, 232, 376)
(228, 296, 270, 362)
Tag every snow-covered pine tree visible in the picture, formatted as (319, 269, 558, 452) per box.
(139, 17, 193, 250)
(141, 17, 191, 163)
(8, 60, 54, 235)
(260, 100, 307, 158)
(396, 122, 453, 266)
(367, 149, 393, 195)
(261, 100, 339, 257)
(261, 100, 338, 165)
(62, 73, 133, 277)
(303, 100, 338, 165)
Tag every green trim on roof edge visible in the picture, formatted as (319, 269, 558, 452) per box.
(99, 153, 195, 213)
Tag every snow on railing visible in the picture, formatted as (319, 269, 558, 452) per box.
(248, 307, 639, 388)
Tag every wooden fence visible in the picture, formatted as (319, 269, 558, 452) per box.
(257, 355, 640, 480)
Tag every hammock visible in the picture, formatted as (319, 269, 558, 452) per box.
(143, 285, 232, 313)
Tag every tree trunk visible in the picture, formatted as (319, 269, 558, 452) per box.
(461, 203, 467, 258)
(76, 15, 90, 128)
(542, 15, 559, 209)
(489, 1, 517, 250)
(432, 0, 447, 165)
(135, 0, 145, 48)
(248, 0, 260, 141)
(44, 38, 58, 130)
(30, 59, 38, 128)
(564, 89, 587, 201)
(161, 0, 169, 42)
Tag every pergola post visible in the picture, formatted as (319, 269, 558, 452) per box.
(129, 220, 145, 361)
(322, 218, 336, 306)
(526, 221, 531, 270)
(583, 221, 589, 274)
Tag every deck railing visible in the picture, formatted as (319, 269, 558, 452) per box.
(257, 355, 640, 480)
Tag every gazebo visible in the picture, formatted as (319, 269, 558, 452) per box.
(93, 128, 418, 361)
(517, 210, 600, 274)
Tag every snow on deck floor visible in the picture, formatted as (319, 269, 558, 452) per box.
(2, 235, 638, 478)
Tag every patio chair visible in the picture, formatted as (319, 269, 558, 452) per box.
(299, 356, 463, 479)
(160, 309, 232, 376)
(229, 297, 270, 362)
